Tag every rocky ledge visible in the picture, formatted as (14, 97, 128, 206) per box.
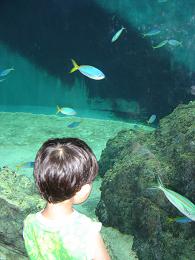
(96, 101, 195, 260)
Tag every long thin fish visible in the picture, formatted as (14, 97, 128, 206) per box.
(152, 40, 168, 49)
(111, 26, 125, 43)
(156, 176, 195, 221)
(0, 67, 14, 77)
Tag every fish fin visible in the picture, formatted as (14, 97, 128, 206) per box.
(70, 59, 80, 73)
(56, 105, 61, 114)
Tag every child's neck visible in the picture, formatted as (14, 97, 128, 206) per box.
(42, 199, 74, 220)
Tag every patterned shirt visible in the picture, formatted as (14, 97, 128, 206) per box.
(23, 210, 102, 260)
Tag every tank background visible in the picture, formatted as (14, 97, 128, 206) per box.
(0, 0, 194, 118)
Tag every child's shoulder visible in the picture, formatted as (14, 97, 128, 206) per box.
(73, 210, 102, 233)
(23, 213, 39, 229)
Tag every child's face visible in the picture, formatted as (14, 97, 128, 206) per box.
(72, 183, 92, 205)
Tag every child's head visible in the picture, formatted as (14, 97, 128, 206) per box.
(34, 137, 98, 204)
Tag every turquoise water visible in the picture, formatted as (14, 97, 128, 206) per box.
(0, 0, 195, 259)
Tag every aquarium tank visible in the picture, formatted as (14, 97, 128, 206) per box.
(0, 0, 195, 259)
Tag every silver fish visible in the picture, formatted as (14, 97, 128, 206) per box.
(154, 176, 195, 221)
(111, 26, 125, 43)
(0, 67, 14, 77)
(153, 40, 168, 49)
(143, 29, 161, 37)
(168, 39, 182, 47)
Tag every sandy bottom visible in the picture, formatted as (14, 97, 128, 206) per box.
(0, 112, 153, 259)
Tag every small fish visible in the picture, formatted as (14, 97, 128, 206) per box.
(0, 78, 6, 82)
(152, 40, 168, 49)
(70, 59, 105, 80)
(158, 0, 168, 3)
(0, 67, 14, 77)
(190, 86, 195, 95)
(168, 216, 193, 224)
(56, 105, 76, 116)
(147, 114, 157, 124)
(111, 26, 126, 43)
(143, 29, 161, 37)
(67, 121, 81, 128)
(168, 39, 182, 47)
(153, 176, 195, 221)
(16, 161, 35, 170)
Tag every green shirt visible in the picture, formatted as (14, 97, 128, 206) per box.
(23, 210, 102, 260)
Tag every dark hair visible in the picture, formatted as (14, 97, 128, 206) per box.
(34, 138, 98, 203)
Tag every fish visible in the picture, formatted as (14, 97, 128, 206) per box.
(111, 26, 126, 43)
(154, 176, 195, 221)
(70, 59, 105, 80)
(16, 161, 35, 170)
(67, 121, 81, 128)
(190, 86, 195, 95)
(0, 78, 6, 82)
(0, 67, 14, 77)
(168, 39, 182, 47)
(158, 0, 168, 3)
(56, 105, 77, 116)
(143, 29, 161, 37)
(168, 216, 193, 224)
(147, 114, 157, 124)
(152, 40, 168, 49)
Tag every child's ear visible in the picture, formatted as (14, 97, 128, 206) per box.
(73, 183, 92, 204)
(78, 183, 91, 196)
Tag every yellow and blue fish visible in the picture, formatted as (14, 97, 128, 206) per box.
(56, 105, 77, 116)
(16, 161, 35, 171)
(167, 216, 193, 224)
(70, 59, 105, 80)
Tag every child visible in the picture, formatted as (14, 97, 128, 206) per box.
(23, 137, 110, 260)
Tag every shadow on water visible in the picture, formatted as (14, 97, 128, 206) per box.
(0, 0, 192, 118)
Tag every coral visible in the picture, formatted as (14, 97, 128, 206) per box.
(96, 101, 195, 259)
(0, 166, 44, 257)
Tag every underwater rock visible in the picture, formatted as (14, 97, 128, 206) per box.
(96, 101, 195, 259)
(0, 168, 44, 256)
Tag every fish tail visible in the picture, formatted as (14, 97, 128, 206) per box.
(167, 217, 174, 224)
(70, 59, 79, 73)
(148, 175, 164, 191)
(56, 105, 61, 114)
(16, 165, 20, 171)
(157, 175, 164, 188)
(16, 163, 23, 171)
